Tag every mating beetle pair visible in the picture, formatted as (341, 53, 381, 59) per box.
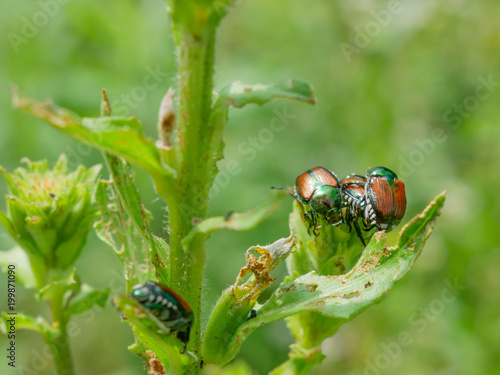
(279, 166, 406, 246)
(129, 281, 193, 352)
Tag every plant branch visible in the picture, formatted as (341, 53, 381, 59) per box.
(48, 284, 75, 375)
(166, 4, 221, 368)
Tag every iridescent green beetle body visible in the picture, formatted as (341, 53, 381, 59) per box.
(292, 166, 343, 235)
(129, 281, 193, 351)
(364, 166, 407, 231)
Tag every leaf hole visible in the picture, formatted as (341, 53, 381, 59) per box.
(343, 291, 360, 299)
(306, 283, 319, 293)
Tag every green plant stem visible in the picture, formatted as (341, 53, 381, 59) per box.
(48, 285, 75, 375)
(29, 255, 48, 290)
(50, 328, 74, 375)
(167, 13, 218, 366)
(269, 345, 325, 375)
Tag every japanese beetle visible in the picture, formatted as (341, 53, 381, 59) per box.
(364, 166, 406, 231)
(129, 281, 193, 352)
(341, 174, 369, 246)
(341, 174, 366, 219)
(291, 166, 343, 235)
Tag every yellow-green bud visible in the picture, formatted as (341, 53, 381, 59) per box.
(0, 155, 100, 286)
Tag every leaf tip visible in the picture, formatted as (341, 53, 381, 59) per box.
(10, 84, 23, 109)
(101, 89, 112, 117)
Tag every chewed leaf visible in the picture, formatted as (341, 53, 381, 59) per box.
(203, 236, 296, 365)
(94, 180, 159, 289)
(103, 155, 169, 286)
(208, 192, 445, 364)
(11, 87, 169, 180)
(234, 236, 296, 301)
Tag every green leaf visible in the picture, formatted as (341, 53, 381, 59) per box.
(0, 207, 44, 265)
(207, 79, 315, 181)
(37, 269, 81, 301)
(11, 87, 171, 180)
(183, 189, 288, 249)
(1, 312, 55, 339)
(206, 192, 445, 365)
(66, 284, 110, 316)
(152, 236, 170, 286)
(287, 200, 371, 277)
(217, 79, 316, 108)
(0, 211, 19, 246)
(0, 247, 37, 289)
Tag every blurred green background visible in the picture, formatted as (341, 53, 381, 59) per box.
(1, 0, 499, 374)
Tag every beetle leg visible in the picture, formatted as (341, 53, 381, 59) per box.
(177, 327, 190, 354)
(357, 212, 373, 232)
(345, 218, 353, 233)
(304, 210, 320, 236)
(310, 210, 320, 236)
(304, 210, 313, 234)
(343, 209, 353, 233)
(353, 220, 367, 247)
(361, 221, 374, 232)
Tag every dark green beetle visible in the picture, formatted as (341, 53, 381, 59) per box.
(129, 281, 193, 352)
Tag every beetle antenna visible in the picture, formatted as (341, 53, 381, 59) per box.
(271, 186, 294, 195)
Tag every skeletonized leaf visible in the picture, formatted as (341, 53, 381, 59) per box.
(103, 155, 169, 285)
